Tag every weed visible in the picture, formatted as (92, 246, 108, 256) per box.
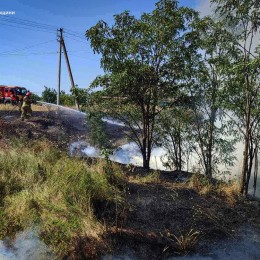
(163, 228, 200, 255)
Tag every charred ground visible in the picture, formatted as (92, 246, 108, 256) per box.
(0, 105, 260, 259)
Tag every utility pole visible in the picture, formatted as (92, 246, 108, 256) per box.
(61, 34, 79, 110)
(57, 28, 63, 105)
(57, 28, 79, 109)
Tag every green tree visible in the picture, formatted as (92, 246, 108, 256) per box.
(211, 0, 260, 194)
(86, 0, 199, 169)
(41, 86, 57, 104)
(189, 17, 237, 179)
(60, 91, 75, 106)
(157, 106, 194, 171)
(31, 93, 41, 102)
(71, 86, 89, 111)
(87, 111, 108, 148)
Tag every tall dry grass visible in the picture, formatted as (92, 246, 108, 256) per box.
(188, 173, 240, 204)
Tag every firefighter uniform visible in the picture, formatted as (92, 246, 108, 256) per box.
(21, 92, 33, 120)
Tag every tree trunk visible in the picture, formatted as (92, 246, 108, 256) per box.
(240, 72, 251, 195)
(253, 147, 258, 197)
(245, 141, 254, 195)
(240, 109, 250, 195)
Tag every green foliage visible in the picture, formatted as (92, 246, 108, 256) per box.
(210, 0, 260, 194)
(71, 85, 89, 111)
(86, 0, 200, 169)
(41, 86, 57, 104)
(157, 107, 194, 171)
(60, 90, 75, 106)
(0, 139, 124, 257)
(87, 111, 108, 148)
(31, 93, 41, 102)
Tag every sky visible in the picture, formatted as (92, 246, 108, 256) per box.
(0, 0, 211, 96)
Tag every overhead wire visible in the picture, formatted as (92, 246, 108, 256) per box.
(0, 16, 88, 43)
(0, 16, 87, 39)
(0, 40, 56, 55)
(0, 16, 57, 31)
(0, 50, 91, 57)
(0, 16, 91, 59)
(0, 52, 58, 57)
(0, 21, 56, 34)
(63, 34, 87, 44)
(63, 31, 86, 40)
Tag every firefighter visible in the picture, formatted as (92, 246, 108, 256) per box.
(21, 91, 33, 121)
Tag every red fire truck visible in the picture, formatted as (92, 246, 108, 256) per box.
(0, 85, 28, 104)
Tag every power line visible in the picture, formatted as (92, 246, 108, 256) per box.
(0, 16, 87, 40)
(63, 34, 87, 44)
(0, 40, 56, 55)
(0, 16, 57, 31)
(0, 21, 56, 34)
(0, 50, 91, 57)
(63, 31, 86, 40)
(0, 52, 58, 56)
(0, 16, 88, 48)
(64, 28, 85, 36)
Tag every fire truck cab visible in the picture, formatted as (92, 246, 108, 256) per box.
(12, 86, 28, 102)
(0, 86, 28, 104)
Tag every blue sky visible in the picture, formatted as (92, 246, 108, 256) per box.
(0, 0, 209, 96)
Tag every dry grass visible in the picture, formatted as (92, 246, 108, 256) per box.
(188, 173, 240, 204)
(31, 104, 52, 112)
(163, 228, 200, 255)
(188, 174, 212, 195)
(130, 171, 160, 184)
(0, 103, 16, 111)
(0, 103, 58, 113)
(217, 180, 240, 205)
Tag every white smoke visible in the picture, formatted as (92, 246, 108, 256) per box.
(0, 228, 53, 260)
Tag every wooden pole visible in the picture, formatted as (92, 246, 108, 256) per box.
(57, 28, 63, 105)
(61, 35, 79, 110)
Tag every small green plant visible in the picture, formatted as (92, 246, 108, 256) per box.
(100, 147, 113, 164)
(163, 228, 200, 255)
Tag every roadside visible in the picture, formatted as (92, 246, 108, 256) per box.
(0, 104, 260, 259)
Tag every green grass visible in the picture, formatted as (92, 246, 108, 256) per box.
(0, 139, 125, 257)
